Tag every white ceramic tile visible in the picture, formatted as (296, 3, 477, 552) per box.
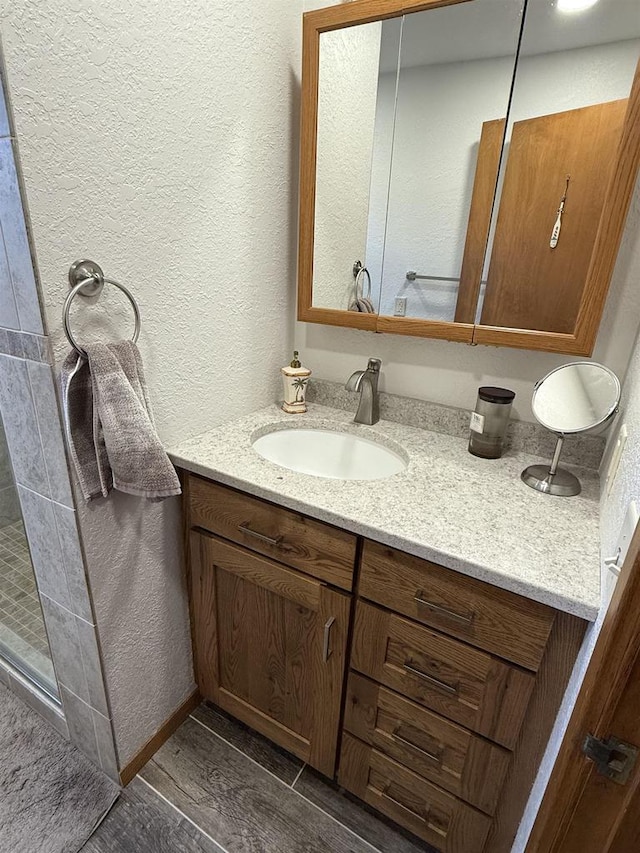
(0, 138, 42, 334)
(17, 487, 70, 609)
(0, 355, 49, 495)
(27, 360, 74, 507)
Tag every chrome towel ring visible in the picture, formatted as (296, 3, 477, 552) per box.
(63, 259, 141, 358)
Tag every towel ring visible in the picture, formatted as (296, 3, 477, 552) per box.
(63, 259, 141, 358)
(350, 259, 375, 314)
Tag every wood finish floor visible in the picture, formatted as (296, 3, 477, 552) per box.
(84, 702, 434, 853)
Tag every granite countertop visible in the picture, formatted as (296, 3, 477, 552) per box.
(169, 403, 601, 621)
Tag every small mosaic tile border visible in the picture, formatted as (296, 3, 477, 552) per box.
(307, 378, 606, 471)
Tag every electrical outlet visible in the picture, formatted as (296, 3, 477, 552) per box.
(394, 297, 406, 316)
(606, 423, 627, 496)
(604, 500, 639, 585)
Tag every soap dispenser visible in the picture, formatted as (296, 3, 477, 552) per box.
(281, 351, 311, 414)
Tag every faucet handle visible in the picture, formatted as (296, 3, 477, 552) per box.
(367, 358, 381, 372)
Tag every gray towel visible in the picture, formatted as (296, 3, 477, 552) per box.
(61, 342, 181, 501)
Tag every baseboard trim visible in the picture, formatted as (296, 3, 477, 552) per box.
(120, 688, 201, 785)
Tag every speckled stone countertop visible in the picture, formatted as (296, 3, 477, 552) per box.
(169, 404, 601, 621)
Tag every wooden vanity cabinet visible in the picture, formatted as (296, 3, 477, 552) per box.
(183, 474, 587, 852)
(186, 475, 354, 777)
(339, 542, 587, 853)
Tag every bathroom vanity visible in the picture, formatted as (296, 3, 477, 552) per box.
(172, 404, 599, 853)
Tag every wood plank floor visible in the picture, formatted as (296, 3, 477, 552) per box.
(81, 777, 224, 853)
(84, 702, 434, 853)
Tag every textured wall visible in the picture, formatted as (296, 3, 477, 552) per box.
(0, 0, 299, 764)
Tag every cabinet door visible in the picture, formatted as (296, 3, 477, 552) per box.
(190, 530, 350, 777)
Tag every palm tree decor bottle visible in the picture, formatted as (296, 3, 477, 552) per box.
(281, 351, 312, 414)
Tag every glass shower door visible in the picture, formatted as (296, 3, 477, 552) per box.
(0, 414, 58, 699)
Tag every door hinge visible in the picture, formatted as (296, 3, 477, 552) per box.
(582, 734, 639, 785)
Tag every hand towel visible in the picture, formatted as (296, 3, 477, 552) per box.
(61, 351, 111, 501)
(61, 342, 181, 501)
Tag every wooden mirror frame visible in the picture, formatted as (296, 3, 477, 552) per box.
(297, 0, 640, 355)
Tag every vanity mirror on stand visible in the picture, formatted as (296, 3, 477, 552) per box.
(522, 362, 621, 496)
(298, 0, 640, 354)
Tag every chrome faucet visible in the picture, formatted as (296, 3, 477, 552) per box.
(345, 358, 381, 424)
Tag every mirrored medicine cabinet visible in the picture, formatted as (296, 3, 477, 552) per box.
(298, 0, 640, 354)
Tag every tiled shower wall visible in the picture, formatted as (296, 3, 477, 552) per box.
(0, 421, 19, 527)
(0, 73, 118, 780)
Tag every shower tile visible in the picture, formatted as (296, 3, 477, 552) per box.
(0, 139, 43, 334)
(0, 356, 49, 495)
(0, 77, 9, 139)
(0, 235, 19, 330)
(93, 707, 119, 780)
(20, 332, 42, 362)
(52, 503, 92, 621)
(59, 686, 100, 766)
(0, 485, 20, 526)
(17, 487, 70, 609)
(76, 616, 108, 716)
(27, 361, 74, 508)
(40, 594, 88, 703)
(4, 329, 23, 356)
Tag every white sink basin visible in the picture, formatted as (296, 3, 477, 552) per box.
(251, 427, 407, 481)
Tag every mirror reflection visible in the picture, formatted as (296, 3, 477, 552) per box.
(477, 0, 640, 332)
(375, 1, 522, 322)
(531, 362, 621, 434)
(310, 0, 640, 339)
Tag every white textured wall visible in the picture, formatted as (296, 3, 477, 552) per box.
(1, 0, 299, 765)
(313, 22, 381, 310)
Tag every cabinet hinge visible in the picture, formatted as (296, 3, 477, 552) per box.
(582, 734, 639, 785)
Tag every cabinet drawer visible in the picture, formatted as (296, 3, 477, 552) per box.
(360, 540, 555, 671)
(188, 475, 356, 590)
(351, 602, 534, 749)
(344, 673, 510, 815)
(339, 733, 491, 853)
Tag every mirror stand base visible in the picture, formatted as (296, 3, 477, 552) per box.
(521, 464, 581, 497)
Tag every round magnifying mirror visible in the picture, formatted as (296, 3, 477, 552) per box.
(522, 362, 620, 497)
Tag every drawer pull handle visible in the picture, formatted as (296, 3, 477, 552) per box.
(238, 523, 282, 547)
(323, 616, 336, 662)
(403, 662, 459, 696)
(414, 591, 474, 627)
(381, 784, 428, 824)
(391, 727, 442, 765)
